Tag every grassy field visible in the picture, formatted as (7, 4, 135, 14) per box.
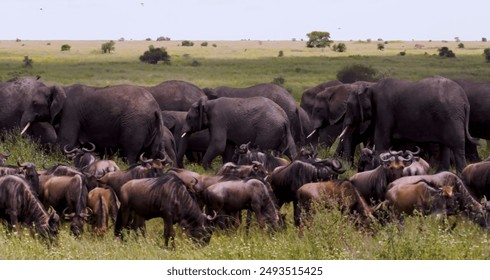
(1, 40, 490, 260)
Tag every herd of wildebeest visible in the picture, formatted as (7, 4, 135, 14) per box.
(1, 76, 490, 248)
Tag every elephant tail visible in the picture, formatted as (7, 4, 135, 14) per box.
(464, 103, 479, 145)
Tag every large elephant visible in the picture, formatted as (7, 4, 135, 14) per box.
(300, 80, 343, 116)
(454, 79, 490, 162)
(179, 96, 297, 169)
(161, 110, 209, 164)
(53, 84, 166, 164)
(309, 82, 373, 163)
(204, 83, 311, 147)
(0, 77, 64, 146)
(144, 80, 206, 111)
(342, 77, 476, 173)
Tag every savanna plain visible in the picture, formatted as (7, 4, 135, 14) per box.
(1, 39, 490, 259)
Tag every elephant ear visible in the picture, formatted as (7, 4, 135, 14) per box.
(49, 85, 66, 124)
(202, 88, 219, 100)
(328, 91, 348, 125)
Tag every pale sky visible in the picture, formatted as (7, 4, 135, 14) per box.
(1, 0, 488, 41)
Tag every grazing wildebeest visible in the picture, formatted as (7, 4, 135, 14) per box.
(114, 173, 214, 247)
(297, 179, 374, 229)
(39, 174, 91, 237)
(232, 142, 289, 172)
(269, 158, 345, 226)
(349, 151, 412, 205)
(64, 143, 120, 179)
(386, 172, 490, 228)
(203, 178, 279, 231)
(87, 187, 119, 236)
(381, 180, 456, 221)
(0, 175, 60, 238)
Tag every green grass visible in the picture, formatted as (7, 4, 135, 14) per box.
(1, 40, 490, 259)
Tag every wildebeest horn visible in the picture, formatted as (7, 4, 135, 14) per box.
(62, 207, 76, 219)
(139, 153, 152, 163)
(157, 152, 168, 163)
(206, 210, 218, 221)
(81, 207, 93, 218)
(379, 152, 391, 162)
(63, 145, 79, 154)
(388, 148, 402, 156)
(20, 122, 31, 135)
(82, 142, 96, 152)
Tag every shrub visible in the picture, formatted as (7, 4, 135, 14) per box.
(212, 44, 217, 48)
(61, 44, 71, 51)
(483, 37, 487, 42)
(332, 43, 347, 52)
(336, 64, 379, 83)
(157, 36, 171, 41)
(139, 45, 170, 64)
(484, 48, 490, 63)
(438, 46, 455, 58)
(399, 51, 406, 56)
(101, 40, 115, 53)
(458, 43, 465, 49)
(272, 76, 285, 85)
(201, 41, 208, 47)
(181, 40, 194, 47)
(377, 43, 385, 51)
(190, 60, 201, 67)
(278, 50, 284, 57)
(145, 38, 152, 41)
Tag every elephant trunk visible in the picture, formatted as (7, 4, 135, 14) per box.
(176, 133, 190, 168)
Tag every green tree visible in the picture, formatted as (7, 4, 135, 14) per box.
(306, 31, 332, 48)
(438, 46, 455, 58)
(139, 45, 171, 64)
(101, 40, 115, 53)
(377, 43, 385, 51)
(181, 40, 194, 47)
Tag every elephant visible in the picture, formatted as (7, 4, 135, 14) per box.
(309, 82, 374, 163)
(453, 79, 490, 163)
(342, 76, 477, 173)
(144, 80, 206, 111)
(203, 83, 312, 148)
(0, 77, 64, 146)
(300, 80, 343, 116)
(179, 96, 298, 169)
(53, 84, 166, 164)
(161, 110, 209, 164)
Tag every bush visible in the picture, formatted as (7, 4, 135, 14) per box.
(201, 41, 208, 47)
(332, 43, 346, 52)
(438, 46, 456, 58)
(272, 76, 285, 85)
(101, 40, 115, 53)
(139, 45, 171, 64)
(190, 60, 201, 67)
(336, 64, 379, 83)
(181, 40, 194, 47)
(212, 44, 217, 48)
(458, 43, 465, 49)
(377, 43, 385, 51)
(484, 48, 490, 63)
(157, 36, 171, 41)
(278, 50, 284, 57)
(22, 56, 33, 68)
(61, 44, 71, 51)
(399, 51, 406, 56)
(483, 37, 487, 42)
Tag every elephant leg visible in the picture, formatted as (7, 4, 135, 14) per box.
(222, 141, 235, 164)
(201, 137, 226, 169)
(437, 146, 451, 172)
(465, 140, 481, 163)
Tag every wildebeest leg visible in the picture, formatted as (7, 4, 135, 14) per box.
(114, 207, 130, 239)
(245, 210, 252, 235)
(6, 208, 20, 235)
(162, 217, 175, 249)
(293, 200, 301, 227)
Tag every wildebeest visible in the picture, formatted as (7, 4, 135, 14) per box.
(87, 187, 119, 236)
(269, 158, 345, 226)
(114, 173, 214, 247)
(64, 143, 121, 179)
(387, 172, 490, 228)
(39, 174, 91, 237)
(0, 175, 60, 238)
(64, 143, 97, 169)
(232, 142, 289, 172)
(203, 178, 279, 231)
(297, 179, 374, 229)
(349, 151, 412, 205)
(461, 161, 490, 201)
(381, 180, 456, 221)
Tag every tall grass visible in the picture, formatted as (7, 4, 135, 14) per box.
(1, 40, 490, 259)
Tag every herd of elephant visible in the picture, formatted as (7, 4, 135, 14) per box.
(2, 76, 489, 175)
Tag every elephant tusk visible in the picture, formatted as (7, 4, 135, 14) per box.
(338, 127, 349, 140)
(20, 122, 31, 135)
(181, 132, 187, 138)
(306, 129, 316, 139)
